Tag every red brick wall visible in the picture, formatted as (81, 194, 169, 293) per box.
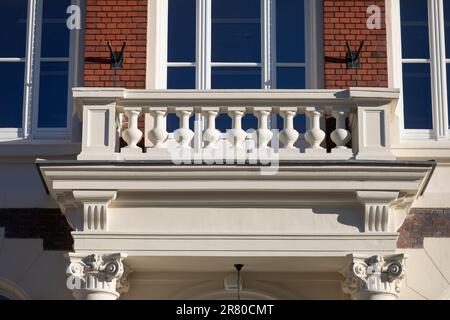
(84, 0, 147, 88)
(323, 0, 388, 89)
(397, 209, 450, 248)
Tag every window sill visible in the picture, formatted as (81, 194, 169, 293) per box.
(392, 139, 450, 161)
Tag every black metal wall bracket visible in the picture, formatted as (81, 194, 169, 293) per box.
(108, 42, 126, 70)
(345, 41, 364, 69)
(84, 42, 127, 70)
(324, 40, 365, 69)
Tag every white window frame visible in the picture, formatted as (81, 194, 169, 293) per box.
(388, 0, 450, 142)
(147, 0, 323, 90)
(0, 0, 82, 142)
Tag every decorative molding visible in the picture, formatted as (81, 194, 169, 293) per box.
(66, 253, 131, 300)
(71, 191, 117, 232)
(341, 254, 406, 300)
(356, 191, 399, 233)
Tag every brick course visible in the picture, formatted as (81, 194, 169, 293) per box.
(84, 0, 147, 88)
(0, 209, 73, 251)
(397, 209, 450, 249)
(323, 0, 388, 88)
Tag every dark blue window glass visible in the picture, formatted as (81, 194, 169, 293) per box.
(0, 1, 28, 57)
(274, 114, 306, 133)
(0, 63, 25, 128)
(445, 0, 450, 58)
(0, 295, 10, 300)
(168, 0, 196, 62)
(277, 67, 306, 89)
(216, 114, 257, 133)
(276, 0, 305, 63)
(402, 64, 433, 129)
(242, 114, 258, 131)
(212, 67, 261, 89)
(167, 67, 196, 89)
(294, 114, 307, 133)
(167, 114, 179, 133)
(216, 113, 231, 133)
(41, 0, 71, 58)
(276, 114, 283, 130)
(166, 114, 195, 133)
(212, 0, 261, 62)
(38, 62, 69, 128)
(400, 0, 429, 59)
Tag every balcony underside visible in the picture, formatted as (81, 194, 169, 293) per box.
(37, 160, 434, 272)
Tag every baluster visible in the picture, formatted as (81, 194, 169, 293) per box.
(174, 108, 194, 148)
(279, 108, 299, 149)
(202, 108, 221, 149)
(227, 107, 247, 148)
(148, 107, 168, 148)
(305, 108, 325, 150)
(331, 111, 351, 149)
(121, 107, 143, 152)
(254, 107, 273, 149)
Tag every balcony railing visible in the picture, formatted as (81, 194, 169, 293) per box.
(73, 88, 399, 163)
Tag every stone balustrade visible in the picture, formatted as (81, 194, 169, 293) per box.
(73, 88, 399, 162)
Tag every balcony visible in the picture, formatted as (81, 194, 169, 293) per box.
(73, 87, 400, 163)
(37, 87, 435, 278)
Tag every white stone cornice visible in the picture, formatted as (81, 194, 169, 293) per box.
(66, 253, 131, 300)
(341, 254, 406, 300)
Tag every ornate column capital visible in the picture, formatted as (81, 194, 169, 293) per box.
(66, 253, 131, 300)
(341, 254, 406, 300)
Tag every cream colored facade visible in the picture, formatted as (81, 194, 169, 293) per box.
(1, 88, 435, 300)
(0, 90, 449, 300)
(1, 0, 450, 301)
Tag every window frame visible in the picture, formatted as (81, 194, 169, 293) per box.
(0, 0, 82, 142)
(389, 0, 450, 142)
(147, 0, 323, 90)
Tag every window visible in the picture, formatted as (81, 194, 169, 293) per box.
(397, 0, 450, 139)
(0, 0, 80, 141)
(165, 0, 321, 90)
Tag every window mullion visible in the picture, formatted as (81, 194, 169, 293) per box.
(196, 0, 211, 90)
(23, 0, 40, 139)
(30, 0, 44, 138)
(428, 0, 448, 139)
(436, 0, 449, 136)
(261, 0, 275, 89)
